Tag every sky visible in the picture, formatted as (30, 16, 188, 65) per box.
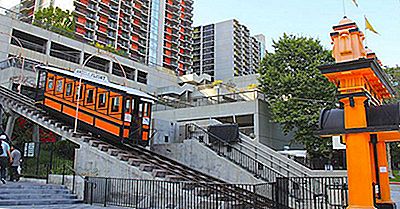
(1, 0, 400, 67)
(193, 0, 400, 67)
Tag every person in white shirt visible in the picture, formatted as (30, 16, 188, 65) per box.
(0, 134, 12, 184)
(10, 146, 21, 182)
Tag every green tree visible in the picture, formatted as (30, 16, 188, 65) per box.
(33, 7, 75, 38)
(385, 66, 400, 172)
(258, 34, 337, 161)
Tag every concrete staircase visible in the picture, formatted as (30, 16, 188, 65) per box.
(189, 120, 347, 178)
(0, 182, 82, 206)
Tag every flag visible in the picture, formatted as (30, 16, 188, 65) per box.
(365, 16, 379, 35)
(351, 0, 359, 7)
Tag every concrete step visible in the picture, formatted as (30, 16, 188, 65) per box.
(0, 188, 70, 195)
(139, 164, 155, 172)
(108, 149, 120, 156)
(89, 140, 102, 147)
(0, 183, 66, 190)
(117, 153, 134, 161)
(0, 193, 77, 200)
(152, 169, 169, 178)
(165, 175, 185, 182)
(0, 199, 83, 206)
(99, 144, 111, 152)
(128, 158, 145, 167)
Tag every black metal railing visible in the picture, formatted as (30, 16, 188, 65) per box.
(187, 123, 284, 183)
(84, 177, 289, 209)
(284, 176, 348, 209)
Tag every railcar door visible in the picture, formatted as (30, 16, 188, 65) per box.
(35, 69, 47, 102)
(129, 97, 152, 146)
(129, 97, 141, 145)
(140, 100, 152, 145)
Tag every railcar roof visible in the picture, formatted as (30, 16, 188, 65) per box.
(38, 66, 156, 101)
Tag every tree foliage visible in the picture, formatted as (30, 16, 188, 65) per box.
(258, 34, 337, 159)
(33, 7, 75, 38)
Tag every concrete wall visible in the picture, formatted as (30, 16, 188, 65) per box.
(154, 101, 256, 122)
(152, 118, 179, 145)
(48, 174, 85, 200)
(153, 139, 262, 184)
(74, 142, 153, 179)
(255, 100, 296, 150)
(154, 100, 295, 151)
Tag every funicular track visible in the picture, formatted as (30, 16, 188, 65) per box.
(0, 86, 284, 209)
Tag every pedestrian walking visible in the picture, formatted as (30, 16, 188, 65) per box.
(9, 146, 21, 182)
(0, 134, 12, 184)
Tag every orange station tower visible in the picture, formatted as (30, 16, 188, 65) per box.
(318, 17, 397, 209)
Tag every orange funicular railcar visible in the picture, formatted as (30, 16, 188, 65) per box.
(35, 66, 155, 146)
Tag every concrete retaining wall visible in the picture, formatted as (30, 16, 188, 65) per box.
(153, 139, 262, 184)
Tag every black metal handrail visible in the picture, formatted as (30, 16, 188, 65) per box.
(187, 123, 284, 183)
(285, 176, 348, 209)
(84, 176, 288, 209)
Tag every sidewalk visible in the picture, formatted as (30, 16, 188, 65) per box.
(392, 184, 400, 205)
(0, 205, 128, 209)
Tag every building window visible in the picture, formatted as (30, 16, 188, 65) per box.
(137, 71, 148, 84)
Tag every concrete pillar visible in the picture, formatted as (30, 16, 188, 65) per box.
(0, 104, 4, 132)
(5, 112, 17, 139)
(32, 124, 40, 158)
(108, 61, 113, 74)
(32, 124, 40, 143)
(253, 100, 260, 143)
(79, 52, 85, 65)
(46, 41, 51, 64)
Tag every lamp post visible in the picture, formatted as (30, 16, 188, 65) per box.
(73, 50, 128, 134)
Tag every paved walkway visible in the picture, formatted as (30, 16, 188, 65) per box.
(0, 205, 127, 209)
(392, 184, 400, 205)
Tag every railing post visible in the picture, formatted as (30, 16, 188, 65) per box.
(45, 164, 49, 184)
(62, 164, 65, 185)
(90, 182, 94, 205)
(104, 178, 108, 207)
(83, 176, 88, 204)
(72, 172, 76, 194)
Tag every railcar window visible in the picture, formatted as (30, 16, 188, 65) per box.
(75, 86, 84, 100)
(111, 97, 120, 112)
(87, 89, 94, 104)
(125, 99, 131, 113)
(56, 80, 63, 93)
(139, 103, 143, 117)
(66, 83, 73, 96)
(98, 93, 106, 108)
(143, 103, 149, 117)
(47, 78, 54, 90)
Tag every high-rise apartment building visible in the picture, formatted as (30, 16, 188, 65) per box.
(193, 19, 266, 81)
(18, 0, 193, 74)
(148, 0, 193, 75)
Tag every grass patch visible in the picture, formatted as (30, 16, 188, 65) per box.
(390, 170, 400, 182)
